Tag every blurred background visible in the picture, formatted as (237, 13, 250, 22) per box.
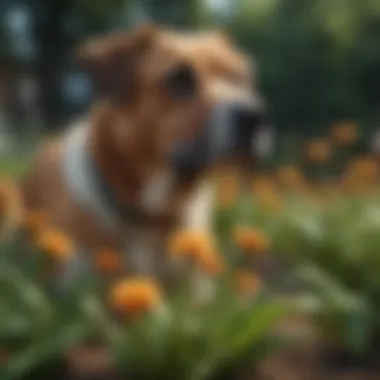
(3, 3, 380, 378)
(1, 0, 380, 165)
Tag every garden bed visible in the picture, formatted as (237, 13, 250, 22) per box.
(12, 344, 380, 380)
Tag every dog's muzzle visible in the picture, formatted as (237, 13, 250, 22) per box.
(208, 99, 269, 160)
(170, 100, 270, 177)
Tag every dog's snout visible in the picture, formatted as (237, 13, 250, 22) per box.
(232, 105, 265, 133)
(208, 99, 269, 162)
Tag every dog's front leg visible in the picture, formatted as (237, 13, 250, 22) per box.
(181, 179, 215, 231)
(178, 179, 216, 301)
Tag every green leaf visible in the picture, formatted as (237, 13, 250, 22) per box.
(191, 298, 292, 380)
(344, 305, 371, 354)
(5, 323, 90, 379)
(296, 264, 360, 310)
(226, 298, 292, 358)
(0, 264, 52, 327)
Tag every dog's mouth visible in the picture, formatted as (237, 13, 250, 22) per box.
(170, 135, 210, 179)
(170, 109, 271, 179)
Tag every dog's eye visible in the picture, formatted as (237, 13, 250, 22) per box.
(164, 64, 197, 99)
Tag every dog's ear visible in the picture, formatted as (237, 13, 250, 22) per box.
(76, 23, 157, 105)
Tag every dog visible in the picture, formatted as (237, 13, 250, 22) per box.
(20, 24, 267, 284)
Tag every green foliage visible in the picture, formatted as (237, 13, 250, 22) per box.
(0, 218, 293, 379)
(224, 189, 380, 355)
(0, 234, 94, 379)
(226, 0, 380, 132)
(85, 275, 292, 380)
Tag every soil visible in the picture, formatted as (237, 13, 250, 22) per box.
(259, 346, 380, 380)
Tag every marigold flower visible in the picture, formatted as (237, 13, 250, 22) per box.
(276, 165, 306, 191)
(307, 139, 331, 164)
(340, 174, 371, 196)
(0, 178, 23, 239)
(233, 226, 269, 253)
(35, 228, 74, 262)
(168, 229, 215, 259)
(216, 181, 239, 207)
(347, 157, 378, 181)
(110, 277, 162, 316)
(197, 248, 224, 275)
(332, 121, 357, 145)
(256, 188, 284, 213)
(251, 175, 276, 194)
(95, 249, 122, 274)
(215, 169, 240, 207)
(235, 271, 261, 295)
(251, 176, 283, 212)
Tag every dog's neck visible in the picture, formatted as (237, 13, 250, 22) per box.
(90, 104, 162, 204)
(62, 105, 202, 231)
(90, 103, 204, 200)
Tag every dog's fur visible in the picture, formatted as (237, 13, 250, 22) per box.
(20, 24, 263, 282)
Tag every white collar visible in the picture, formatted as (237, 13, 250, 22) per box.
(61, 120, 122, 230)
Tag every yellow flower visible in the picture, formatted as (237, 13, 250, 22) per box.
(35, 229, 74, 262)
(95, 249, 122, 274)
(235, 271, 261, 295)
(110, 277, 162, 316)
(307, 139, 331, 164)
(233, 226, 269, 254)
(331, 121, 357, 145)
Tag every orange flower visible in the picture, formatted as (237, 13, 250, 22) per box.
(332, 121, 357, 145)
(35, 229, 74, 262)
(252, 176, 283, 213)
(347, 157, 378, 181)
(110, 277, 162, 316)
(233, 226, 269, 254)
(215, 170, 240, 207)
(235, 271, 261, 295)
(95, 249, 122, 274)
(251, 175, 276, 194)
(307, 139, 331, 164)
(276, 165, 306, 191)
(168, 229, 215, 260)
(23, 210, 48, 235)
(0, 178, 23, 239)
(197, 248, 224, 275)
(340, 173, 371, 196)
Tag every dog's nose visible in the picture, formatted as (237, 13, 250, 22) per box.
(231, 105, 266, 152)
(232, 105, 265, 133)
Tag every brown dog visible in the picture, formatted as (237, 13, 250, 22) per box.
(20, 24, 266, 285)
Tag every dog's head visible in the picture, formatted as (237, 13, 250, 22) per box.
(78, 24, 267, 175)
